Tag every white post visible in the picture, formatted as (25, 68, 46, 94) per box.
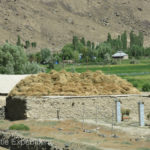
(138, 102, 145, 127)
(115, 100, 121, 123)
(82, 104, 85, 131)
(95, 105, 98, 132)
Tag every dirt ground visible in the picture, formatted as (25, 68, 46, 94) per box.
(0, 119, 150, 150)
(0, 147, 7, 150)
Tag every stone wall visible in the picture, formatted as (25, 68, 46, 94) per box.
(0, 130, 63, 150)
(0, 107, 5, 120)
(5, 95, 150, 122)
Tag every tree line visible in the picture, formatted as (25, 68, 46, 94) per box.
(60, 31, 150, 63)
(0, 31, 150, 74)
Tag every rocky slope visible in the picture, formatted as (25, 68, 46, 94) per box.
(0, 0, 150, 52)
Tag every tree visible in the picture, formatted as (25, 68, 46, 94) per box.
(92, 42, 95, 50)
(80, 37, 85, 46)
(72, 36, 78, 50)
(121, 31, 127, 50)
(107, 33, 112, 43)
(73, 51, 79, 62)
(130, 31, 134, 48)
(80, 47, 88, 60)
(31, 42, 37, 48)
(97, 43, 112, 59)
(129, 45, 143, 58)
(87, 40, 91, 49)
(35, 52, 42, 63)
(138, 31, 144, 47)
(104, 53, 111, 64)
(40, 48, 51, 64)
(28, 53, 36, 62)
(130, 31, 144, 48)
(61, 44, 74, 60)
(117, 35, 123, 49)
(25, 41, 30, 49)
(16, 35, 21, 46)
(0, 43, 43, 74)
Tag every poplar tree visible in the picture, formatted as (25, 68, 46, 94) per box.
(121, 31, 127, 50)
(107, 33, 112, 43)
(72, 36, 78, 50)
(80, 37, 85, 46)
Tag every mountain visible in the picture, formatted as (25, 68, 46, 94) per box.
(0, 0, 150, 52)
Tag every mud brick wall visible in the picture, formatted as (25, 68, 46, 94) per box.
(5, 95, 150, 122)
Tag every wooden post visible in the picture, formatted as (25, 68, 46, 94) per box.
(57, 109, 60, 120)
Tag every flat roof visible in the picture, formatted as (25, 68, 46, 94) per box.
(112, 51, 128, 57)
(0, 75, 30, 94)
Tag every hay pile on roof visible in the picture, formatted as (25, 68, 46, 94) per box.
(9, 70, 140, 96)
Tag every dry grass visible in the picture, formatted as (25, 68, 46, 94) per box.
(9, 70, 140, 96)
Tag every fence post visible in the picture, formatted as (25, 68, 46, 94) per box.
(82, 103, 85, 131)
(95, 105, 98, 132)
(57, 108, 60, 120)
(111, 107, 114, 135)
(115, 100, 121, 123)
(138, 102, 145, 127)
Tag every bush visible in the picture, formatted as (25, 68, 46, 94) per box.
(121, 108, 130, 116)
(147, 112, 150, 120)
(142, 83, 150, 91)
(9, 124, 30, 131)
(111, 59, 118, 65)
(133, 82, 138, 88)
(130, 59, 136, 64)
(48, 62, 54, 69)
(21, 62, 45, 74)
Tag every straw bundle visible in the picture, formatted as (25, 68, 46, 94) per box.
(9, 70, 140, 96)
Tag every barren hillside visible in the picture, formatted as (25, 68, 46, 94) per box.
(0, 0, 150, 52)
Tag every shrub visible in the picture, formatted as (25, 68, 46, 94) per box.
(133, 82, 138, 88)
(21, 62, 45, 74)
(121, 108, 130, 116)
(48, 62, 54, 69)
(9, 124, 30, 131)
(130, 59, 136, 64)
(31, 42, 37, 48)
(111, 59, 118, 65)
(142, 83, 150, 91)
(147, 112, 150, 120)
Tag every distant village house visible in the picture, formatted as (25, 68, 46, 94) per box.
(63, 60, 74, 64)
(112, 51, 128, 60)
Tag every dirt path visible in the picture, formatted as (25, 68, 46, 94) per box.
(83, 119, 150, 137)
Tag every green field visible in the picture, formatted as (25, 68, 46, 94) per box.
(47, 59, 150, 91)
